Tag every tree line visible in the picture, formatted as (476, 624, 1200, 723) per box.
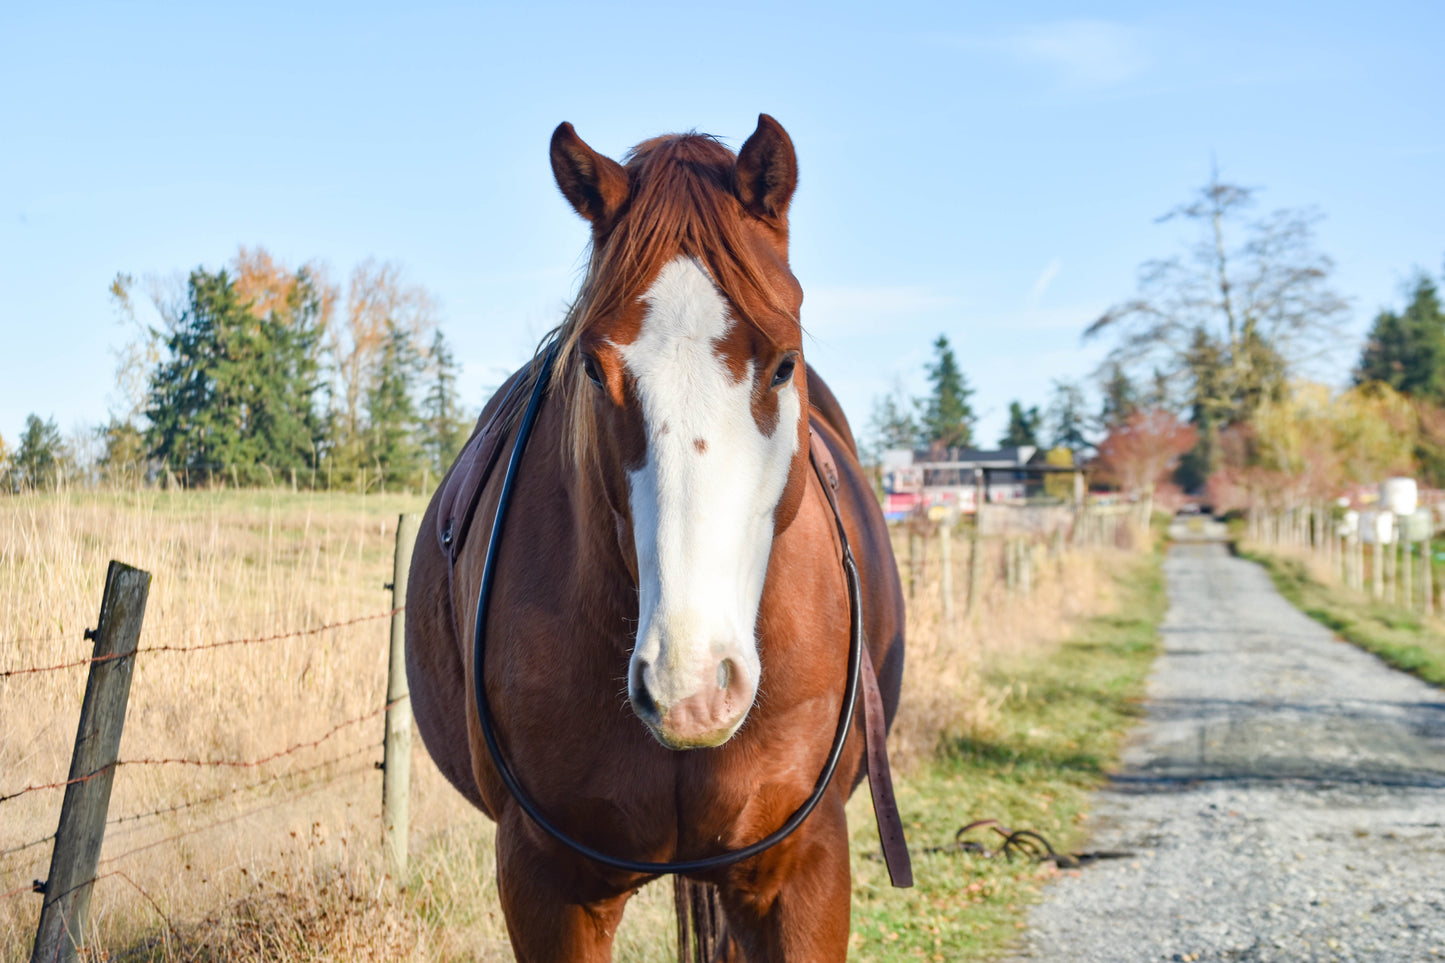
(1, 246, 472, 492)
(869, 170, 1445, 508)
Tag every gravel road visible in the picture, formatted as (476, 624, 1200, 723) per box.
(1012, 533, 1445, 963)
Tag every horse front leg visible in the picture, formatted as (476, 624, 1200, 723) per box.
(494, 808, 637, 963)
(715, 792, 853, 962)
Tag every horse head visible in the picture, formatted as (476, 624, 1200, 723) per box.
(549, 115, 810, 749)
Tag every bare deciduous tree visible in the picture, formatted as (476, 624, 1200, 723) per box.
(330, 258, 437, 457)
(1085, 172, 1350, 431)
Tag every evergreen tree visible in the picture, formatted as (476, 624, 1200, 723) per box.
(146, 269, 241, 480)
(146, 267, 324, 485)
(1355, 273, 1445, 404)
(999, 401, 1041, 448)
(9, 414, 65, 490)
(1098, 363, 1139, 434)
(245, 267, 326, 476)
(1045, 379, 1090, 455)
(421, 329, 468, 475)
(366, 320, 422, 488)
(916, 335, 975, 449)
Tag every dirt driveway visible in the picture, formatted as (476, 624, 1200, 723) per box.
(1012, 536, 1445, 962)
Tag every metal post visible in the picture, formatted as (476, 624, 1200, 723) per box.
(382, 514, 418, 882)
(31, 562, 150, 963)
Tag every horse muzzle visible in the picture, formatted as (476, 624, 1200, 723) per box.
(628, 643, 757, 749)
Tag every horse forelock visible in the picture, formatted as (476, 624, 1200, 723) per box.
(511, 132, 800, 470)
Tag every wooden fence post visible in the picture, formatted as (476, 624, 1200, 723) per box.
(907, 530, 923, 600)
(966, 526, 984, 621)
(1398, 540, 1410, 607)
(938, 522, 954, 626)
(1019, 540, 1033, 598)
(382, 514, 418, 883)
(31, 562, 150, 963)
(1424, 537, 1435, 617)
(1372, 539, 1384, 601)
(1386, 533, 1398, 605)
(1355, 534, 1365, 593)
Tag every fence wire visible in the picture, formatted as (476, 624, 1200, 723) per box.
(0, 700, 399, 806)
(97, 762, 375, 870)
(0, 608, 399, 680)
(105, 741, 382, 832)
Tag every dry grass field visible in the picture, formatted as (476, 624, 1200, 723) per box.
(1, 489, 1139, 961)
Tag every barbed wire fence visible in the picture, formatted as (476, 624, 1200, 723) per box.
(0, 515, 420, 963)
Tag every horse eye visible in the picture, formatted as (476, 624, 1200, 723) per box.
(770, 356, 797, 388)
(581, 354, 604, 388)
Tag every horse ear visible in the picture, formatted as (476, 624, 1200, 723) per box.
(734, 114, 797, 223)
(550, 122, 629, 231)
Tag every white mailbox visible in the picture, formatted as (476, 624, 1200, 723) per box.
(1359, 509, 1396, 545)
(1381, 477, 1418, 516)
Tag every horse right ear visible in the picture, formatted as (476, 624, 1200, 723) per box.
(550, 122, 629, 233)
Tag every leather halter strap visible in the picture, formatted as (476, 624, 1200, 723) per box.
(808, 426, 914, 888)
(437, 350, 911, 885)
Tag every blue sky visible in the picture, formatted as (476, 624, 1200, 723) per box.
(3, 2, 1443, 450)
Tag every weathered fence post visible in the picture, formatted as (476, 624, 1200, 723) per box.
(1398, 540, 1410, 607)
(31, 562, 150, 963)
(1372, 539, 1384, 601)
(1355, 534, 1365, 593)
(1423, 536, 1434, 617)
(1003, 538, 1017, 594)
(1386, 534, 1398, 605)
(381, 513, 418, 883)
(966, 525, 984, 621)
(938, 521, 954, 626)
(1019, 539, 1033, 598)
(907, 529, 923, 600)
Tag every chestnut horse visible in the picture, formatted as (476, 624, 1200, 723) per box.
(406, 115, 905, 962)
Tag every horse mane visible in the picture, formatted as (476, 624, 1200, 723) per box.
(508, 132, 798, 468)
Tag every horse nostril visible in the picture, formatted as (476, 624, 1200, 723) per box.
(716, 659, 731, 691)
(629, 660, 659, 719)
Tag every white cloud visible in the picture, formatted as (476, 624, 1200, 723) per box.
(939, 20, 1154, 91)
(1008, 20, 1152, 88)
(1027, 258, 1063, 308)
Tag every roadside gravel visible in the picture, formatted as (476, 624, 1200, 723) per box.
(1011, 535, 1445, 963)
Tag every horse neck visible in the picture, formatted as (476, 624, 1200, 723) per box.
(534, 403, 640, 621)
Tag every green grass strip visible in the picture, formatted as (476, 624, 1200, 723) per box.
(1240, 548, 1445, 689)
(846, 553, 1166, 961)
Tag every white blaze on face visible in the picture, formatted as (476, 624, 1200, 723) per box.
(619, 256, 801, 747)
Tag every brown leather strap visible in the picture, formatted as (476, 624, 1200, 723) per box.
(436, 373, 531, 567)
(859, 643, 912, 887)
(808, 424, 914, 888)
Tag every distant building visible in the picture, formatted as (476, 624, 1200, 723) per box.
(880, 446, 1047, 521)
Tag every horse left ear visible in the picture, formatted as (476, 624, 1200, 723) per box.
(551, 122, 630, 233)
(734, 114, 797, 223)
